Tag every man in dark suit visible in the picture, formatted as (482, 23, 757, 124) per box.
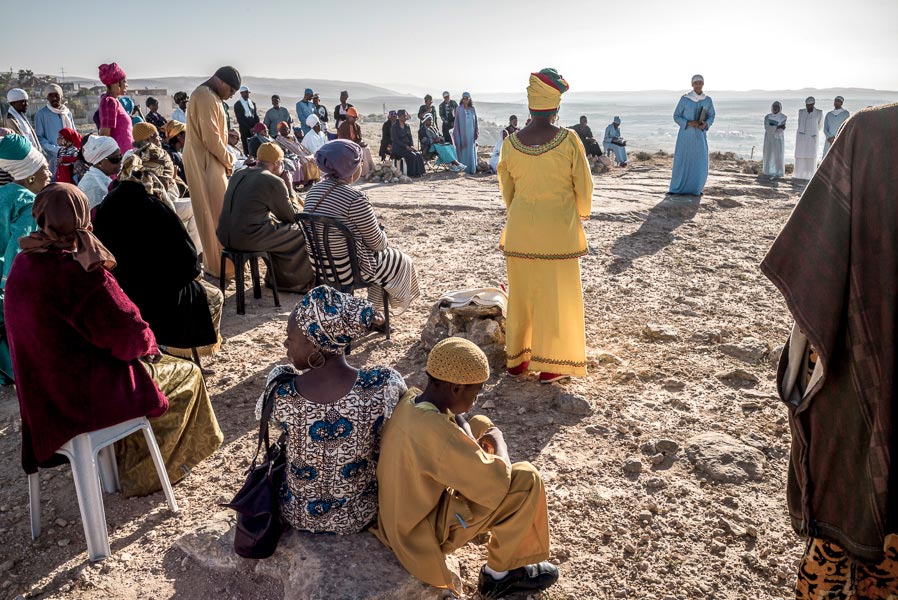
(233, 85, 260, 154)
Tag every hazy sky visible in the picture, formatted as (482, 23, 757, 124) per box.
(3, 0, 896, 94)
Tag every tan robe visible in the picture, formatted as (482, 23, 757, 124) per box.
(182, 85, 234, 278)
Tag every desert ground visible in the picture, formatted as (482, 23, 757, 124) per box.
(0, 135, 810, 599)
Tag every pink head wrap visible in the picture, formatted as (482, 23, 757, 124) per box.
(98, 63, 126, 86)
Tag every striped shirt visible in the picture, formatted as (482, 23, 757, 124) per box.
(302, 180, 388, 285)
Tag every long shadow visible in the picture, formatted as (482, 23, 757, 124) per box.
(607, 194, 701, 274)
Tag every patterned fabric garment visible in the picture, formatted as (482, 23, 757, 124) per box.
(796, 536, 898, 600)
(257, 364, 407, 534)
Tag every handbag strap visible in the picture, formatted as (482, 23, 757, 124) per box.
(252, 371, 295, 467)
(306, 179, 340, 214)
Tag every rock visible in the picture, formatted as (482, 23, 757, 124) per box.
(655, 439, 680, 454)
(661, 379, 685, 391)
(648, 453, 665, 465)
(710, 540, 727, 554)
(585, 425, 608, 435)
(57, 539, 70, 547)
(690, 330, 722, 344)
(480, 399, 496, 409)
(54, 518, 68, 528)
(176, 513, 457, 599)
(715, 368, 760, 387)
(643, 323, 678, 341)
(719, 337, 769, 363)
(637, 510, 653, 523)
(420, 299, 506, 371)
(596, 351, 624, 365)
(553, 393, 593, 416)
(623, 458, 643, 474)
(685, 433, 766, 483)
(0, 560, 13, 574)
(715, 197, 743, 208)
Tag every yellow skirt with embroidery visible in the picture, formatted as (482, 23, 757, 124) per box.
(505, 257, 587, 376)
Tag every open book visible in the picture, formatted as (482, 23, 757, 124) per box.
(697, 106, 709, 125)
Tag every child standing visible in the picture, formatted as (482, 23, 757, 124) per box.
(54, 128, 82, 184)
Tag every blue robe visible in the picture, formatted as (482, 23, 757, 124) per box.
(603, 124, 628, 164)
(452, 106, 478, 174)
(0, 183, 38, 383)
(295, 101, 315, 134)
(33, 107, 73, 178)
(669, 94, 715, 195)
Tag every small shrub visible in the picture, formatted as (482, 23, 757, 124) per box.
(633, 151, 653, 161)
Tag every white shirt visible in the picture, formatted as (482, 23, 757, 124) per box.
(301, 130, 327, 154)
(77, 167, 113, 209)
(171, 107, 187, 124)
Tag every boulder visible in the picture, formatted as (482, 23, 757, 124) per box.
(715, 368, 760, 387)
(685, 433, 766, 484)
(421, 300, 506, 370)
(176, 512, 458, 600)
(719, 337, 769, 363)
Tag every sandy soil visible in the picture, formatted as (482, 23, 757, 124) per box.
(0, 146, 809, 599)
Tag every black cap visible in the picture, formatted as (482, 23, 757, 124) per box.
(397, 109, 408, 117)
(214, 66, 241, 90)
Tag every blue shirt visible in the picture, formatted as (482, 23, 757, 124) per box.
(296, 100, 315, 134)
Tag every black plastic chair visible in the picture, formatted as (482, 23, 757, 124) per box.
(219, 250, 280, 315)
(295, 213, 390, 341)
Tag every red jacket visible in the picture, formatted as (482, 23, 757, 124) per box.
(5, 250, 167, 472)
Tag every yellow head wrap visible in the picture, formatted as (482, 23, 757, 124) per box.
(161, 119, 186, 141)
(527, 68, 570, 117)
(257, 142, 284, 165)
(132, 122, 159, 144)
(426, 337, 490, 385)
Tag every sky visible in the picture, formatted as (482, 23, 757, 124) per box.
(2, 0, 897, 94)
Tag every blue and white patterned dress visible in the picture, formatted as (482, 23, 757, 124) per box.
(256, 364, 407, 534)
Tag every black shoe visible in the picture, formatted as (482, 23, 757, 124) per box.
(477, 562, 559, 598)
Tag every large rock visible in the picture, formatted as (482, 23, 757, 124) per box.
(421, 300, 506, 370)
(685, 433, 766, 484)
(719, 337, 769, 363)
(643, 323, 678, 341)
(176, 512, 459, 600)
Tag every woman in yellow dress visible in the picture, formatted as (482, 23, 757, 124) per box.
(497, 69, 593, 383)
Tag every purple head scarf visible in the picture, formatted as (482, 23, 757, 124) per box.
(314, 139, 362, 182)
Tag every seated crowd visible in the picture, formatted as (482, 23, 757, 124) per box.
(0, 65, 569, 599)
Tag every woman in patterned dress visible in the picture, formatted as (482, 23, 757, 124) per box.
(256, 285, 410, 534)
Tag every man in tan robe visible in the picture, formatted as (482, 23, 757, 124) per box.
(183, 66, 241, 279)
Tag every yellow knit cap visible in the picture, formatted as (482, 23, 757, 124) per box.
(257, 142, 284, 164)
(426, 337, 490, 385)
(132, 122, 159, 143)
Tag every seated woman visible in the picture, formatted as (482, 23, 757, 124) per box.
(418, 114, 464, 172)
(336, 107, 376, 176)
(92, 152, 223, 360)
(258, 285, 403, 533)
(390, 110, 425, 177)
(217, 142, 315, 294)
(0, 134, 50, 385)
(301, 115, 328, 155)
(6, 183, 222, 496)
(78, 135, 122, 209)
(274, 121, 321, 187)
(304, 141, 420, 314)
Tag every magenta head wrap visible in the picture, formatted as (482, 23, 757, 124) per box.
(314, 140, 362, 182)
(98, 63, 126, 86)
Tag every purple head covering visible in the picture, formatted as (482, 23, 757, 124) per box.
(314, 139, 363, 182)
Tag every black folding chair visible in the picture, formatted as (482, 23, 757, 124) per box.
(295, 213, 390, 341)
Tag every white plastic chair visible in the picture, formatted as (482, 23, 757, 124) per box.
(28, 416, 179, 561)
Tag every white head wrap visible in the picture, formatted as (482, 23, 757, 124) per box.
(613, 116, 621, 125)
(691, 74, 704, 84)
(835, 95, 844, 103)
(805, 96, 816, 104)
(6, 88, 28, 102)
(239, 85, 249, 93)
(83, 135, 120, 164)
(43, 83, 63, 97)
(305, 114, 320, 128)
(0, 143, 47, 181)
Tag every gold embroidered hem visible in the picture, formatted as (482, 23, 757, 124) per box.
(499, 244, 588, 260)
(505, 257, 586, 377)
(508, 128, 569, 155)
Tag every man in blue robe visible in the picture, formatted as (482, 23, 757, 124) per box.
(33, 84, 76, 179)
(823, 96, 850, 157)
(296, 89, 316, 135)
(603, 116, 628, 166)
(669, 74, 716, 196)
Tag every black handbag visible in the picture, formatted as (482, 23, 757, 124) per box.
(221, 373, 292, 558)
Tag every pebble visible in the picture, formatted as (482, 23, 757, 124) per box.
(710, 541, 726, 554)
(648, 453, 665, 465)
(0, 560, 13, 573)
(643, 323, 678, 341)
(585, 425, 608, 435)
(57, 539, 70, 547)
(637, 510, 653, 523)
(623, 458, 643, 474)
(54, 518, 68, 528)
(655, 439, 680, 454)
(623, 544, 636, 554)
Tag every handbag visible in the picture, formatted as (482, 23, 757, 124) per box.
(221, 372, 293, 558)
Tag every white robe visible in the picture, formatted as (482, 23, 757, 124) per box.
(794, 108, 823, 180)
(301, 130, 327, 154)
(762, 112, 787, 177)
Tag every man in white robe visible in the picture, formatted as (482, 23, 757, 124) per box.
(794, 96, 823, 180)
(823, 96, 850, 157)
(301, 114, 327, 154)
(4, 89, 40, 151)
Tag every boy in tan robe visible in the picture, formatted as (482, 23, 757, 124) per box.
(373, 337, 557, 598)
(182, 66, 240, 279)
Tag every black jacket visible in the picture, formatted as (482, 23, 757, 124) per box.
(234, 99, 260, 130)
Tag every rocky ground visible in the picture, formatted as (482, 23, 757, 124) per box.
(0, 147, 809, 599)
